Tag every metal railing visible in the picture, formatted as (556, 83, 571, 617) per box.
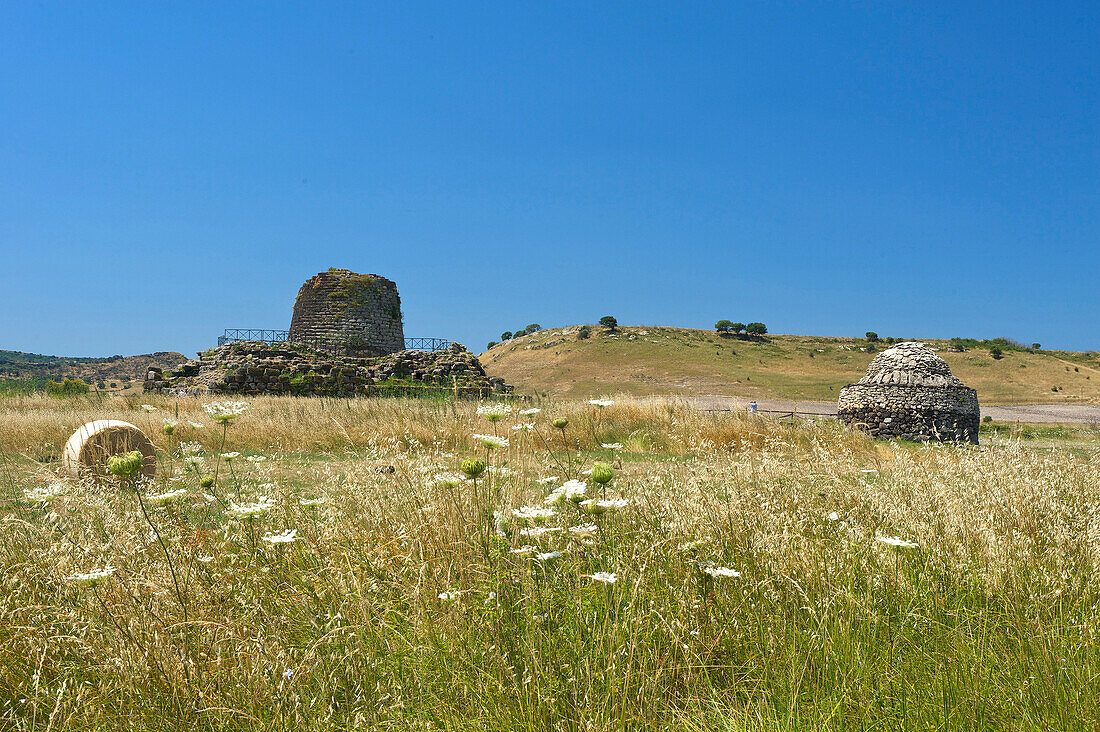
(218, 329, 289, 345)
(403, 337, 451, 351)
(217, 329, 451, 352)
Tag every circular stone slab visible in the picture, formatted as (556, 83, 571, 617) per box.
(62, 420, 157, 480)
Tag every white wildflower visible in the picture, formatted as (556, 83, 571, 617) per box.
(196, 555, 215, 563)
(245, 455, 267, 463)
(220, 452, 241, 460)
(476, 403, 512, 421)
(472, 433, 508, 449)
(589, 399, 615, 408)
(580, 498, 628, 514)
(569, 523, 599, 538)
(587, 572, 617, 584)
(299, 497, 326, 506)
(519, 407, 542, 415)
(183, 456, 205, 466)
(433, 472, 466, 488)
(69, 566, 117, 586)
(702, 566, 741, 579)
(140, 404, 157, 412)
(438, 591, 460, 601)
(262, 529, 298, 544)
(519, 526, 562, 538)
(512, 423, 535, 431)
(180, 441, 203, 455)
(187, 421, 205, 429)
(512, 506, 557, 522)
(601, 443, 624, 450)
(202, 401, 248, 422)
(537, 476, 560, 485)
(877, 536, 919, 549)
(545, 479, 587, 505)
(24, 483, 67, 503)
(147, 488, 189, 505)
(510, 545, 539, 555)
(227, 497, 276, 518)
(535, 551, 562, 562)
(826, 511, 840, 521)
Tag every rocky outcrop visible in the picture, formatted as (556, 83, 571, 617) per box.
(289, 269, 404, 356)
(838, 341, 979, 443)
(145, 341, 510, 398)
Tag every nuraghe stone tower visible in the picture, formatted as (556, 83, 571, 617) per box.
(289, 269, 404, 356)
(838, 341, 979, 443)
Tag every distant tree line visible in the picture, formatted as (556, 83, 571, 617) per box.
(715, 321, 767, 337)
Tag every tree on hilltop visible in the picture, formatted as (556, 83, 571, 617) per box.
(715, 320, 734, 334)
(599, 315, 618, 331)
(746, 322, 768, 336)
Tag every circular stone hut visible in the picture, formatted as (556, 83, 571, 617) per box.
(838, 341, 979, 443)
(289, 269, 404, 356)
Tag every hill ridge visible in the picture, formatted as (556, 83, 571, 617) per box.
(480, 325, 1100, 405)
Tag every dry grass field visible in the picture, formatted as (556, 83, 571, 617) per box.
(2, 393, 1100, 730)
(481, 326, 1100, 404)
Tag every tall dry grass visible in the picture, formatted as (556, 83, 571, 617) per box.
(1, 395, 1099, 730)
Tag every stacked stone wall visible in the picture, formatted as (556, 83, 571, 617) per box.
(146, 342, 509, 398)
(838, 384, 979, 443)
(289, 269, 405, 356)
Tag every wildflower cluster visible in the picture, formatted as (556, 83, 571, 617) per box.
(202, 401, 249, 423)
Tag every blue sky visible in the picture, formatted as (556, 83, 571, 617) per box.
(1, 1, 1097, 357)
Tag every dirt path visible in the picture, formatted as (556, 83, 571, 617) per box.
(659, 396, 1100, 424)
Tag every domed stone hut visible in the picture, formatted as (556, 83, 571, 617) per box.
(289, 269, 404, 356)
(838, 341, 979, 443)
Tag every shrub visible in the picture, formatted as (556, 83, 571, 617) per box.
(730, 322, 746, 335)
(525, 324, 542, 334)
(501, 332, 513, 341)
(715, 320, 733, 334)
(983, 415, 993, 423)
(865, 331, 879, 342)
(1032, 343, 1041, 350)
(46, 378, 89, 397)
(577, 326, 591, 340)
(746, 322, 767, 336)
(990, 347, 1003, 360)
(486, 341, 497, 350)
(599, 316, 618, 331)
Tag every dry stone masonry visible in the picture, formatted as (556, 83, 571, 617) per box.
(146, 341, 508, 398)
(289, 269, 405, 356)
(838, 341, 979, 443)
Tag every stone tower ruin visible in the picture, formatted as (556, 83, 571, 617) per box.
(837, 341, 979, 443)
(288, 269, 405, 356)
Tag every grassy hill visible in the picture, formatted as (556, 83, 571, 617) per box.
(0, 349, 185, 393)
(480, 326, 1100, 404)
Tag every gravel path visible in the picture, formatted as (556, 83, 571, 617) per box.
(659, 397, 1100, 424)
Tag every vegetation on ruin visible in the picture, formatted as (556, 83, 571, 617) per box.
(1, 393, 1098, 730)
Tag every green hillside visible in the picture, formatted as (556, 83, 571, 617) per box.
(0, 349, 185, 392)
(480, 326, 1100, 405)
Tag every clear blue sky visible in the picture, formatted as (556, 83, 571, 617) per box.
(1, 1, 1097, 357)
